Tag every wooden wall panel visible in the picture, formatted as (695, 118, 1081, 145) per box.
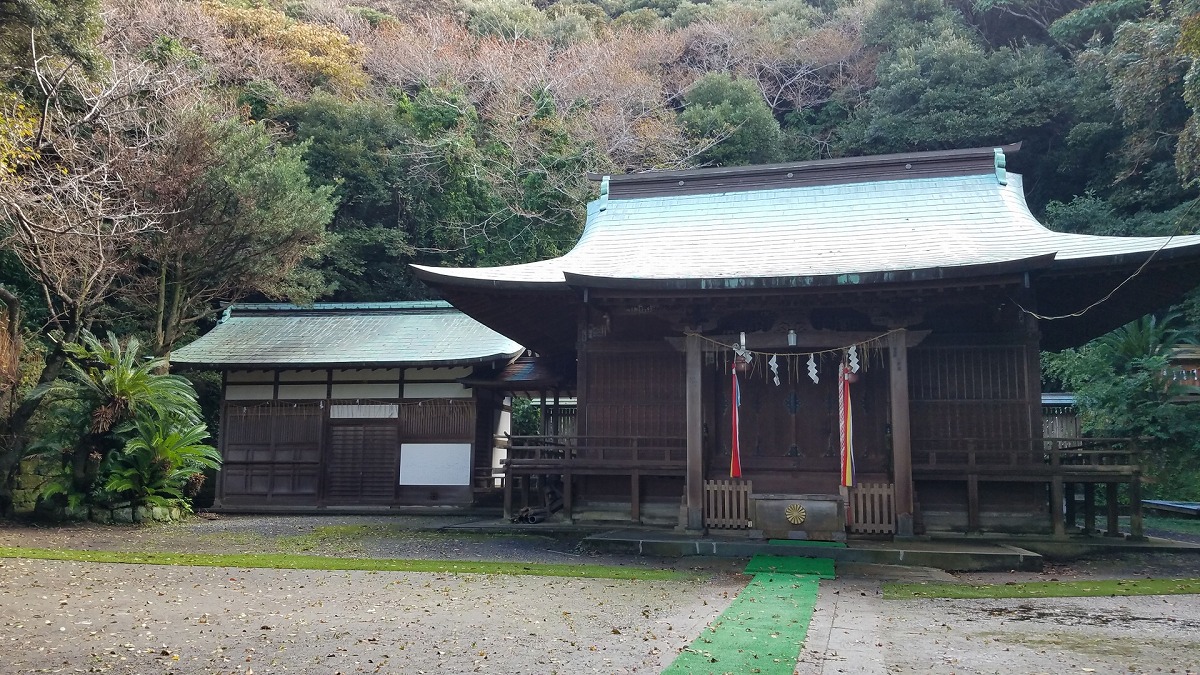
(220, 402, 323, 504)
(909, 344, 1035, 457)
(584, 350, 685, 438)
(706, 355, 889, 492)
(325, 425, 399, 504)
(398, 400, 475, 440)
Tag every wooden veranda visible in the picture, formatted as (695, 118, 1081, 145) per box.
(913, 437, 1143, 538)
(501, 435, 685, 522)
(498, 432, 1144, 538)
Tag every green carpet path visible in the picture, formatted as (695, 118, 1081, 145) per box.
(661, 553, 831, 675)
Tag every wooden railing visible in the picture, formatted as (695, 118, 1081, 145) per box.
(849, 482, 896, 535)
(913, 437, 1140, 480)
(704, 479, 753, 529)
(504, 435, 687, 468)
(501, 435, 686, 523)
(912, 437, 1143, 538)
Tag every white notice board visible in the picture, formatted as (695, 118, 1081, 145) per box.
(398, 443, 471, 486)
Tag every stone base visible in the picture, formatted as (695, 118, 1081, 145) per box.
(750, 493, 846, 541)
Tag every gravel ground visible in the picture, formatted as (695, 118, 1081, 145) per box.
(1, 515, 1200, 674)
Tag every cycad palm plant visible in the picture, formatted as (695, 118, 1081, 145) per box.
(105, 416, 221, 510)
(30, 331, 206, 500)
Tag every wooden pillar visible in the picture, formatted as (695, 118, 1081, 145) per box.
(966, 440, 979, 532)
(563, 470, 573, 524)
(503, 465, 513, 521)
(551, 390, 560, 437)
(1082, 483, 1096, 535)
(631, 472, 641, 523)
(1129, 474, 1143, 540)
(1064, 482, 1077, 529)
(1105, 482, 1120, 537)
(888, 329, 914, 537)
(1050, 439, 1065, 537)
(1051, 477, 1066, 537)
(685, 333, 704, 531)
(967, 475, 980, 532)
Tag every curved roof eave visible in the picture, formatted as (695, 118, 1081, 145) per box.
(1044, 239, 1200, 273)
(561, 254, 1058, 291)
(410, 264, 568, 291)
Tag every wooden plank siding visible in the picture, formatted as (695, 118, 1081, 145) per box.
(907, 340, 1048, 532)
(325, 425, 399, 504)
(577, 349, 686, 504)
(219, 402, 324, 505)
(214, 374, 488, 509)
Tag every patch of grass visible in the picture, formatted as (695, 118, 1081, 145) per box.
(274, 524, 555, 553)
(1146, 514, 1200, 536)
(0, 546, 690, 581)
(884, 578, 1200, 600)
(977, 631, 1156, 658)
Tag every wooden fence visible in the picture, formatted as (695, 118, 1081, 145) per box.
(704, 479, 753, 529)
(849, 482, 896, 535)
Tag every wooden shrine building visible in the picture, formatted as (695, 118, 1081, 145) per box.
(414, 144, 1200, 539)
(172, 302, 522, 511)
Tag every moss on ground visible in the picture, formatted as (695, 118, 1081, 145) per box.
(884, 577, 1200, 600)
(0, 546, 690, 580)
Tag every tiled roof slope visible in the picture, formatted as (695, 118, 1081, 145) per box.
(172, 301, 523, 368)
(413, 173, 1200, 290)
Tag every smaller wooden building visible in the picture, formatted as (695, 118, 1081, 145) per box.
(172, 302, 522, 511)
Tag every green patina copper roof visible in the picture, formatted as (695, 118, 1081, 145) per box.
(172, 302, 523, 369)
(413, 173, 1200, 291)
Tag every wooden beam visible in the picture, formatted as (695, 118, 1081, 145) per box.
(1064, 482, 1076, 529)
(631, 472, 641, 523)
(503, 465, 513, 521)
(1129, 474, 1143, 540)
(888, 329, 914, 537)
(1105, 482, 1120, 537)
(685, 333, 704, 531)
(1082, 483, 1095, 534)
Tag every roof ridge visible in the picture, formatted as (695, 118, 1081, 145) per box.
(589, 143, 1022, 200)
(229, 300, 452, 314)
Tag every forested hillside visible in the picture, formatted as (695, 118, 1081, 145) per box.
(3, 0, 1200, 509)
(4, 0, 1200, 320)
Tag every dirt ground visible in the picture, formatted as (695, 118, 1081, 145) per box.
(1, 516, 1199, 675)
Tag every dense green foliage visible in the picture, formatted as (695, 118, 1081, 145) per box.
(2, 0, 1200, 509)
(1045, 315, 1200, 498)
(28, 333, 214, 513)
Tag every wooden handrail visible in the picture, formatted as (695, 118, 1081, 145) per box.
(911, 437, 1141, 481)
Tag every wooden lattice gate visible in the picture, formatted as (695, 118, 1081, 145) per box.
(704, 479, 753, 529)
(849, 482, 896, 534)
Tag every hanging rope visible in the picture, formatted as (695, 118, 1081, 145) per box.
(1012, 233, 1176, 321)
(683, 328, 903, 361)
(1013, 198, 1199, 321)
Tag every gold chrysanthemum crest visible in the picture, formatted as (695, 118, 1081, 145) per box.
(785, 503, 807, 525)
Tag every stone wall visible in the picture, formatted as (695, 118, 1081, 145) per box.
(10, 456, 55, 516)
(10, 456, 187, 523)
